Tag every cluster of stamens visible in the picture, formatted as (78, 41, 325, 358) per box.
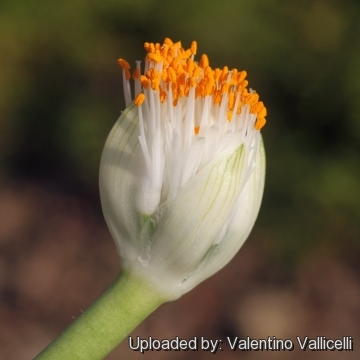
(118, 38, 266, 131)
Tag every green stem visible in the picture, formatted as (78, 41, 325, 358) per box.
(34, 271, 167, 360)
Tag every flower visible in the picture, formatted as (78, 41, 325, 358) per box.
(100, 38, 266, 300)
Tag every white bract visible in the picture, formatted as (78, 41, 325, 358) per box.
(100, 39, 266, 300)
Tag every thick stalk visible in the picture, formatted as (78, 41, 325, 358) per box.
(34, 271, 167, 360)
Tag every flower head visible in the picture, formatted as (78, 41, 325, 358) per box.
(100, 38, 266, 300)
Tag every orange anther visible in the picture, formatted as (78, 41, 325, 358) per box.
(176, 63, 185, 74)
(219, 66, 229, 84)
(149, 68, 161, 90)
(239, 83, 249, 94)
(213, 89, 222, 105)
(178, 71, 186, 87)
(190, 41, 197, 55)
(193, 65, 200, 79)
(148, 52, 163, 63)
(160, 44, 168, 58)
(135, 93, 145, 106)
(173, 41, 182, 49)
(230, 69, 238, 85)
(195, 84, 203, 98)
(161, 68, 168, 82)
(220, 82, 229, 94)
(188, 76, 197, 88)
(199, 54, 209, 69)
(228, 92, 235, 110)
(250, 101, 264, 114)
(183, 49, 192, 59)
(236, 80, 249, 91)
(194, 126, 200, 134)
(167, 67, 177, 82)
(169, 57, 179, 69)
(255, 117, 266, 130)
(132, 68, 140, 80)
(204, 66, 214, 80)
(167, 46, 176, 59)
(258, 106, 267, 119)
(244, 93, 259, 106)
(186, 58, 195, 75)
(178, 47, 185, 59)
(214, 68, 222, 82)
(237, 71, 247, 83)
(117, 58, 130, 70)
(151, 81, 160, 91)
(205, 80, 215, 96)
(148, 43, 155, 53)
(139, 75, 150, 89)
(163, 38, 173, 47)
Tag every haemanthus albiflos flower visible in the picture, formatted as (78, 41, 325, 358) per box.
(33, 38, 268, 360)
(100, 38, 266, 300)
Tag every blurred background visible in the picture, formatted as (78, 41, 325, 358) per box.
(0, 0, 359, 359)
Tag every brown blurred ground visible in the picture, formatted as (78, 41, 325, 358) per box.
(0, 181, 359, 360)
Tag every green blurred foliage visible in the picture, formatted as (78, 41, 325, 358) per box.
(0, 0, 359, 265)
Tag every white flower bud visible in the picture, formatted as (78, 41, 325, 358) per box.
(100, 39, 266, 300)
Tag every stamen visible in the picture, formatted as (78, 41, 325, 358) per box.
(135, 93, 145, 106)
(132, 68, 140, 80)
(117, 59, 130, 70)
(190, 41, 197, 55)
(119, 38, 267, 134)
(117, 58, 131, 106)
(148, 52, 163, 63)
(199, 54, 209, 69)
(163, 38, 173, 47)
(134, 61, 142, 98)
